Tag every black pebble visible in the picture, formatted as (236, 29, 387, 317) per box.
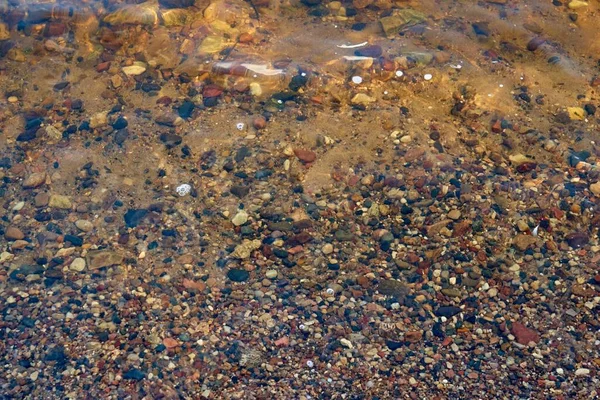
(227, 268, 250, 282)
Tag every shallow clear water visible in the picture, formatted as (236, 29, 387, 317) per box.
(1, 0, 600, 399)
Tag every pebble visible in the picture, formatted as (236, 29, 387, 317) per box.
(447, 209, 461, 220)
(89, 112, 108, 129)
(513, 234, 536, 251)
(322, 243, 334, 254)
(122, 64, 147, 76)
(48, 194, 72, 209)
(265, 270, 278, 279)
(5, 227, 25, 240)
(575, 368, 590, 376)
(75, 220, 94, 232)
(69, 258, 86, 272)
(23, 172, 47, 189)
(590, 182, 600, 195)
(232, 210, 249, 226)
(227, 268, 250, 282)
(86, 250, 123, 270)
(293, 148, 317, 163)
(0, 22, 9, 41)
(351, 93, 376, 105)
(511, 322, 540, 345)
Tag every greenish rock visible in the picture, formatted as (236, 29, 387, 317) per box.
(48, 194, 72, 209)
(404, 52, 434, 66)
(462, 276, 480, 287)
(335, 229, 354, 242)
(380, 9, 427, 38)
(380, 232, 394, 244)
(227, 268, 249, 282)
(377, 279, 410, 299)
(86, 250, 123, 270)
(198, 35, 226, 54)
(441, 288, 462, 297)
(267, 221, 293, 232)
(10, 264, 44, 281)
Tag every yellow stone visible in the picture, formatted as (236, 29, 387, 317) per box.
(567, 107, 586, 120)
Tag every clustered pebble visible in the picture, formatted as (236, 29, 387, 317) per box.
(0, 0, 600, 399)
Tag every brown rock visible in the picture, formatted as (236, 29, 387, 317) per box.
(96, 61, 111, 73)
(86, 250, 123, 270)
(238, 32, 253, 43)
(5, 226, 25, 240)
(404, 147, 425, 163)
(405, 331, 423, 343)
(34, 192, 49, 207)
(511, 322, 540, 345)
(43, 22, 66, 37)
(183, 279, 206, 292)
(566, 232, 589, 249)
(203, 84, 223, 98)
(163, 337, 179, 348)
(253, 116, 267, 130)
(527, 37, 545, 51)
(513, 234, 537, 251)
(293, 149, 316, 163)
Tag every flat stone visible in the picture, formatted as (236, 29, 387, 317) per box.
(227, 268, 250, 282)
(513, 234, 536, 251)
(590, 182, 600, 195)
(351, 93, 376, 106)
(511, 321, 540, 345)
(5, 226, 24, 240)
(566, 232, 589, 248)
(86, 250, 123, 270)
(10, 264, 45, 281)
(0, 22, 9, 41)
(48, 194, 72, 209)
(441, 288, 462, 297)
(377, 279, 409, 299)
(335, 229, 354, 241)
(575, 368, 590, 376)
(23, 172, 46, 188)
(122, 64, 147, 76)
(435, 306, 462, 318)
(294, 148, 317, 163)
(75, 220, 94, 232)
(447, 209, 461, 220)
(34, 193, 49, 207)
(124, 209, 148, 228)
(379, 9, 427, 37)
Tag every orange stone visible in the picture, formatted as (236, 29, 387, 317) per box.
(163, 338, 179, 348)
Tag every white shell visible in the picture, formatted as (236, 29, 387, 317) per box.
(176, 184, 192, 197)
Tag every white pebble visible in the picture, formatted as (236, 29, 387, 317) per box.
(395, 70, 404, 77)
(176, 183, 192, 197)
(424, 73, 433, 81)
(351, 76, 363, 84)
(306, 360, 314, 368)
(326, 288, 335, 296)
(236, 122, 245, 131)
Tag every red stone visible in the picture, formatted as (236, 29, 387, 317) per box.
(491, 119, 502, 133)
(96, 61, 111, 73)
(203, 84, 223, 98)
(44, 22, 66, 37)
(293, 148, 316, 163)
(511, 322, 540, 345)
